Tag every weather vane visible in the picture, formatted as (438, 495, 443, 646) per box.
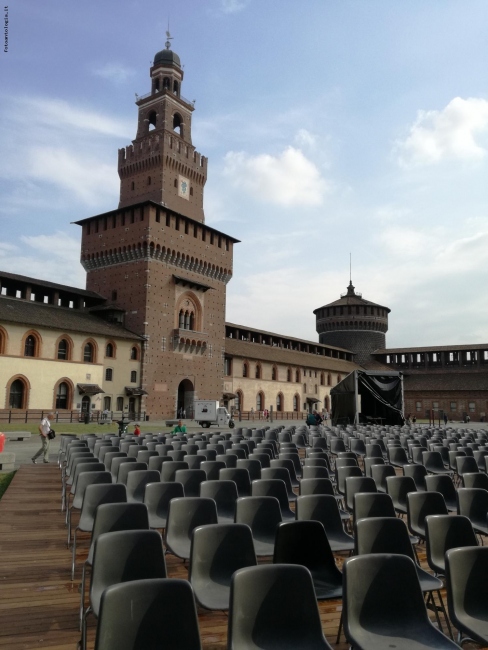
(165, 21, 173, 50)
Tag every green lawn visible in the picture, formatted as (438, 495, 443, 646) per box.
(0, 471, 16, 500)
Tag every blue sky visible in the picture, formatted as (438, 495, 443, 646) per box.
(1, 0, 488, 347)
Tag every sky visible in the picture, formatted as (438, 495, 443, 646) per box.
(1, 0, 488, 348)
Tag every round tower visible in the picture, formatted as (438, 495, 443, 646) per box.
(314, 282, 390, 365)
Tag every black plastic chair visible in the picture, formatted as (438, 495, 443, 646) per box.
(200, 460, 226, 480)
(81, 529, 166, 650)
(371, 463, 396, 493)
(165, 497, 218, 560)
(387, 446, 410, 468)
(302, 465, 330, 481)
(299, 477, 335, 497)
(424, 475, 457, 512)
(144, 481, 184, 529)
(126, 469, 160, 503)
(296, 494, 354, 553)
(353, 491, 396, 521)
(411, 446, 428, 465)
(386, 475, 417, 515)
(404, 463, 428, 491)
(111, 456, 136, 483)
(117, 461, 148, 485)
(251, 478, 295, 521)
(445, 546, 488, 646)
(220, 467, 252, 497)
(337, 465, 362, 497)
(407, 491, 448, 541)
(174, 469, 207, 498)
(228, 564, 333, 650)
(271, 458, 300, 487)
(67, 469, 111, 545)
(189, 523, 257, 610)
(200, 479, 239, 523)
(71, 483, 127, 579)
(343, 554, 458, 650)
(237, 458, 262, 482)
(423, 451, 452, 476)
(274, 520, 342, 602)
(345, 476, 377, 513)
(161, 460, 189, 482)
(457, 487, 488, 536)
(364, 457, 384, 477)
(456, 455, 479, 477)
(235, 496, 282, 557)
(425, 514, 478, 576)
(462, 472, 488, 490)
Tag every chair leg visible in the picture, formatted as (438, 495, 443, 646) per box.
(71, 528, 78, 580)
(81, 605, 91, 650)
(67, 508, 72, 548)
(435, 589, 453, 640)
(79, 562, 88, 631)
(335, 609, 344, 644)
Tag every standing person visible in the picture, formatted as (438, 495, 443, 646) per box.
(263, 408, 269, 421)
(250, 407, 254, 421)
(32, 412, 54, 464)
(443, 413, 448, 426)
(134, 423, 141, 437)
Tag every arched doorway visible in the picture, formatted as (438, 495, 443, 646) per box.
(81, 395, 91, 414)
(177, 379, 194, 418)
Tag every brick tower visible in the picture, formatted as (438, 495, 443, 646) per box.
(77, 37, 238, 419)
(314, 281, 390, 366)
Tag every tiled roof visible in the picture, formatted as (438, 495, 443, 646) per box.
(225, 337, 360, 372)
(0, 270, 103, 299)
(0, 296, 142, 340)
(404, 373, 488, 391)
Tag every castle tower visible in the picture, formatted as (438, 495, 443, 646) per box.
(118, 35, 207, 222)
(77, 37, 238, 419)
(314, 281, 390, 366)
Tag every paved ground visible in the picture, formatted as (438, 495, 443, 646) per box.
(1, 419, 487, 470)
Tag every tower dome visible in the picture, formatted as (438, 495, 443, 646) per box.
(154, 47, 181, 67)
(314, 282, 390, 366)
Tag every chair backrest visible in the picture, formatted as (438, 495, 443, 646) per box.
(386, 475, 417, 513)
(126, 469, 160, 503)
(345, 476, 377, 512)
(422, 451, 447, 472)
(445, 546, 488, 645)
(302, 465, 330, 480)
(228, 564, 331, 650)
(261, 467, 293, 495)
(72, 470, 112, 509)
(387, 446, 409, 466)
(456, 456, 479, 476)
(236, 459, 262, 482)
(337, 465, 363, 495)
(353, 492, 396, 521)
(457, 487, 488, 527)
(295, 494, 344, 537)
(90, 529, 166, 615)
(200, 479, 239, 519)
(99, 446, 119, 464)
(364, 457, 385, 477)
(403, 463, 428, 491)
(343, 554, 440, 648)
(117, 461, 148, 485)
(251, 478, 293, 515)
(248, 453, 270, 468)
(136, 450, 159, 465)
(299, 478, 335, 497)
(89, 502, 149, 561)
(371, 464, 396, 492)
(161, 461, 189, 482)
(407, 490, 448, 539)
(200, 460, 226, 481)
(425, 514, 478, 575)
(216, 453, 238, 468)
(355, 516, 416, 560)
(424, 474, 456, 503)
(220, 467, 252, 497)
(174, 469, 207, 498)
(144, 481, 184, 528)
(71, 461, 106, 493)
(79, 483, 127, 530)
(103, 452, 126, 472)
(235, 496, 282, 536)
(165, 497, 218, 558)
(462, 472, 488, 490)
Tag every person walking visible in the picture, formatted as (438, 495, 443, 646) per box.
(32, 412, 54, 464)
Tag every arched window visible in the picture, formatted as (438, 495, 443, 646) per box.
(84, 342, 95, 363)
(130, 346, 139, 360)
(337, 375, 342, 384)
(130, 370, 137, 383)
(243, 362, 249, 378)
(24, 334, 37, 357)
(57, 339, 69, 360)
(163, 77, 170, 90)
(0, 326, 6, 354)
(293, 394, 299, 412)
(104, 396, 111, 411)
(256, 392, 264, 411)
(320, 372, 325, 386)
(173, 80, 179, 95)
(55, 382, 69, 409)
(173, 113, 183, 136)
(287, 368, 292, 382)
(271, 366, 277, 381)
(295, 370, 300, 383)
(276, 393, 283, 412)
(116, 396, 124, 411)
(105, 368, 113, 381)
(255, 364, 261, 379)
(9, 378, 26, 409)
(105, 343, 114, 358)
(327, 373, 332, 386)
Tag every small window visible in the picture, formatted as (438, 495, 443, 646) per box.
(104, 396, 111, 411)
(105, 368, 113, 381)
(255, 365, 261, 379)
(131, 181, 134, 191)
(116, 396, 124, 411)
(272, 366, 277, 381)
(147, 176, 151, 186)
(450, 402, 457, 411)
(224, 358, 232, 376)
(24, 335, 36, 357)
(9, 379, 25, 409)
(432, 402, 439, 409)
(243, 363, 248, 378)
(106, 343, 114, 358)
(130, 347, 138, 360)
(293, 395, 299, 412)
(287, 369, 292, 382)
(84, 343, 94, 363)
(130, 370, 137, 383)
(469, 402, 476, 413)
(276, 394, 282, 412)
(57, 339, 69, 360)
(416, 401, 422, 412)
(55, 382, 69, 409)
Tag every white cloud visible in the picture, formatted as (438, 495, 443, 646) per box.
(27, 147, 119, 206)
(396, 97, 488, 167)
(0, 232, 85, 288)
(223, 146, 328, 207)
(294, 128, 317, 149)
(93, 63, 135, 84)
(219, 0, 249, 14)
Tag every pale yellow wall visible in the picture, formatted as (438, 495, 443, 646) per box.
(0, 322, 141, 411)
(225, 358, 341, 413)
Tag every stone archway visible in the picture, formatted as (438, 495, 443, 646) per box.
(177, 379, 194, 418)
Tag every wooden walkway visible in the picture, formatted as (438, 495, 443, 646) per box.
(0, 465, 485, 649)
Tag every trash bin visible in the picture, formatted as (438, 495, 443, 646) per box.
(0, 433, 5, 452)
(84, 413, 90, 425)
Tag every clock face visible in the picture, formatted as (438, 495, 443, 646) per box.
(178, 175, 190, 200)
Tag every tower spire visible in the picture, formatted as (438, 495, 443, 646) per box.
(165, 24, 173, 50)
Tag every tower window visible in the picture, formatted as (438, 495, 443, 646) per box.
(174, 179, 178, 188)
(57, 339, 69, 360)
(173, 80, 179, 95)
(190, 187, 193, 196)
(163, 77, 170, 90)
(130, 346, 139, 360)
(84, 342, 95, 363)
(173, 113, 183, 136)
(147, 176, 151, 185)
(131, 182, 134, 191)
